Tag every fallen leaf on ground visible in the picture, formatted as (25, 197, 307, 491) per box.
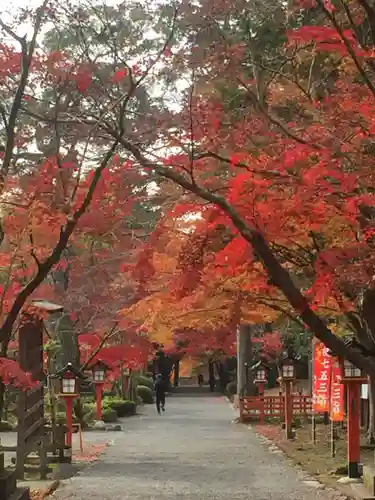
(73, 443, 108, 462)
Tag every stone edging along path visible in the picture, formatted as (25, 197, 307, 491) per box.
(224, 396, 350, 500)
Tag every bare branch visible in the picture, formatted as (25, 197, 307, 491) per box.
(316, 0, 375, 97)
(0, 138, 120, 347)
(236, 76, 322, 149)
(107, 134, 375, 373)
(28, 230, 41, 271)
(80, 322, 119, 371)
(0, 1, 49, 178)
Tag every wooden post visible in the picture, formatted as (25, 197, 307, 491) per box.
(120, 362, 125, 398)
(260, 394, 265, 424)
(65, 397, 73, 448)
(95, 384, 103, 420)
(123, 375, 129, 397)
(79, 424, 84, 452)
(347, 383, 361, 478)
(312, 414, 317, 444)
(331, 419, 336, 458)
(285, 381, 293, 439)
(257, 382, 265, 424)
(39, 437, 48, 480)
(258, 382, 265, 396)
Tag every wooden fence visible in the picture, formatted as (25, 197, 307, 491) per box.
(239, 395, 312, 422)
(16, 313, 48, 480)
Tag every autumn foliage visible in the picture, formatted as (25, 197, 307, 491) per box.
(120, 0, 375, 370)
(3, 0, 375, 386)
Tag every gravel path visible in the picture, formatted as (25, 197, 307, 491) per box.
(53, 395, 346, 500)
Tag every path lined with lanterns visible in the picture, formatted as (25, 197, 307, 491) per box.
(239, 343, 369, 494)
(53, 396, 344, 500)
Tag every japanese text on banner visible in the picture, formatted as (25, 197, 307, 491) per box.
(330, 357, 344, 422)
(312, 340, 332, 413)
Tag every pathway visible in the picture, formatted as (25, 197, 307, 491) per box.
(53, 396, 345, 500)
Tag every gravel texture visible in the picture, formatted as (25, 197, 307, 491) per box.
(53, 395, 347, 500)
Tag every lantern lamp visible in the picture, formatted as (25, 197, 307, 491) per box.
(62, 375, 77, 394)
(51, 363, 85, 449)
(256, 367, 267, 382)
(252, 361, 268, 383)
(52, 362, 85, 396)
(281, 356, 296, 381)
(339, 357, 367, 383)
(344, 359, 361, 378)
(91, 360, 110, 384)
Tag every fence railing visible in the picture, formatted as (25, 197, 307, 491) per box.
(239, 395, 312, 422)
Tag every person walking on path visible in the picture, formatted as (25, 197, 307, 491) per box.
(154, 373, 166, 415)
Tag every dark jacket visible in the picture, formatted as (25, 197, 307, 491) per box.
(154, 377, 165, 395)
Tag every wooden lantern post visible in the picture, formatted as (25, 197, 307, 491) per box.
(53, 363, 85, 448)
(253, 362, 268, 396)
(253, 362, 268, 424)
(280, 356, 296, 440)
(339, 357, 367, 478)
(90, 360, 110, 421)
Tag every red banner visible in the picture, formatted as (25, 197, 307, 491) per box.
(312, 339, 331, 412)
(330, 357, 344, 421)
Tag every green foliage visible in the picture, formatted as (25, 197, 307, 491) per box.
(53, 401, 98, 428)
(56, 411, 67, 425)
(43, 339, 61, 356)
(135, 375, 154, 390)
(102, 408, 118, 423)
(135, 395, 144, 406)
(79, 401, 98, 425)
(136, 385, 154, 404)
(103, 397, 136, 417)
(55, 410, 85, 426)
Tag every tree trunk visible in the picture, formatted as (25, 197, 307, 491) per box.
(208, 358, 215, 391)
(120, 362, 126, 399)
(237, 324, 256, 397)
(129, 370, 135, 401)
(46, 339, 58, 454)
(54, 313, 80, 371)
(216, 361, 229, 392)
(173, 360, 180, 387)
(353, 290, 375, 443)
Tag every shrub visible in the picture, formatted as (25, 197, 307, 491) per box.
(136, 375, 154, 390)
(56, 399, 67, 412)
(136, 385, 154, 404)
(55, 411, 81, 425)
(135, 395, 144, 406)
(83, 408, 97, 425)
(102, 408, 118, 423)
(56, 411, 67, 425)
(226, 380, 237, 397)
(81, 401, 96, 414)
(104, 398, 137, 417)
